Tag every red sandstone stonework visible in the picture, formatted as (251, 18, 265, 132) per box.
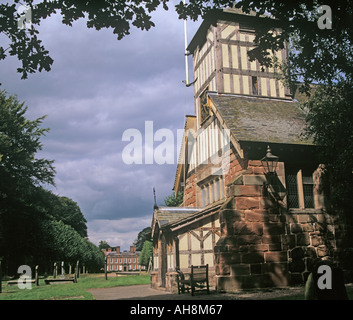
(213, 160, 339, 290)
(179, 145, 343, 291)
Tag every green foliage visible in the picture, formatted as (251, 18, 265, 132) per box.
(52, 196, 87, 238)
(176, 0, 353, 89)
(1, 1, 352, 85)
(303, 80, 353, 222)
(0, 90, 55, 273)
(0, 274, 151, 300)
(40, 219, 104, 271)
(133, 227, 151, 251)
(0, 0, 169, 79)
(0, 91, 102, 274)
(0, 90, 55, 194)
(38, 189, 88, 237)
(139, 240, 153, 267)
(98, 240, 111, 251)
(163, 191, 183, 207)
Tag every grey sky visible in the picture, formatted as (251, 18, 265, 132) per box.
(0, 3, 200, 249)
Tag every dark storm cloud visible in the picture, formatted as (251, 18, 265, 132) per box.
(0, 3, 200, 248)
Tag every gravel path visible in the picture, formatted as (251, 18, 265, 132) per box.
(88, 284, 305, 300)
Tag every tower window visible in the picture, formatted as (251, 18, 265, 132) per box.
(252, 76, 258, 95)
(199, 88, 210, 123)
(239, 22, 256, 33)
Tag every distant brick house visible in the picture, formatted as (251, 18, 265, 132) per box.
(102, 246, 146, 272)
(151, 8, 352, 292)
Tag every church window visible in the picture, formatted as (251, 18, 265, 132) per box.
(286, 173, 299, 208)
(205, 185, 209, 205)
(285, 168, 315, 209)
(200, 177, 224, 207)
(210, 182, 215, 203)
(252, 76, 258, 95)
(215, 179, 220, 201)
(199, 88, 211, 124)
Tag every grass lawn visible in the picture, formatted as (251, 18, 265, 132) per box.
(0, 273, 151, 300)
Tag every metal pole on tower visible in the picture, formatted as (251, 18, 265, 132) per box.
(153, 187, 158, 210)
(183, 0, 189, 86)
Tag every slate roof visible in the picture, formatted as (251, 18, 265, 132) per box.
(209, 93, 313, 145)
(152, 200, 225, 236)
(153, 207, 201, 229)
(167, 200, 225, 232)
(106, 251, 140, 257)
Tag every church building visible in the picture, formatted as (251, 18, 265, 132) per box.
(151, 8, 348, 292)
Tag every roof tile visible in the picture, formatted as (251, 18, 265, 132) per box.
(209, 93, 313, 145)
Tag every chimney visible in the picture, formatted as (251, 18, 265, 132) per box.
(130, 246, 136, 253)
(116, 246, 120, 254)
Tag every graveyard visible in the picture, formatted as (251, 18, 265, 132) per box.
(0, 272, 151, 300)
(1, 267, 352, 300)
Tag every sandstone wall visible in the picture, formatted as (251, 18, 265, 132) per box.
(214, 160, 340, 291)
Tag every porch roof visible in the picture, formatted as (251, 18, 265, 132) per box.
(154, 207, 202, 227)
(152, 199, 226, 236)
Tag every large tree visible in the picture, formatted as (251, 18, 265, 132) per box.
(139, 240, 153, 268)
(303, 80, 353, 217)
(0, 90, 55, 195)
(164, 191, 183, 207)
(0, 91, 101, 274)
(133, 226, 151, 251)
(38, 189, 88, 238)
(0, 90, 55, 272)
(40, 219, 104, 271)
(98, 240, 111, 251)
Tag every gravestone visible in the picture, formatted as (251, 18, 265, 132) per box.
(53, 262, 57, 278)
(305, 260, 348, 300)
(60, 261, 65, 279)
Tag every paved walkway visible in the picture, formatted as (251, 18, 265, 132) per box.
(88, 284, 305, 300)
